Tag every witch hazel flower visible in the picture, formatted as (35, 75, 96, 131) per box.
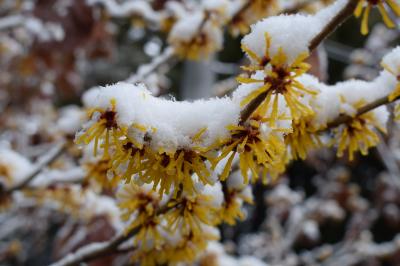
(234, 0, 350, 127)
(283, 46, 398, 161)
(211, 116, 288, 184)
(220, 171, 254, 225)
(354, 0, 400, 35)
(228, 0, 280, 36)
(167, 1, 226, 60)
(334, 105, 388, 161)
(77, 82, 241, 196)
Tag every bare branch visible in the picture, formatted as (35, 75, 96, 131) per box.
(49, 227, 139, 266)
(49, 204, 175, 266)
(5, 141, 66, 193)
(126, 47, 176, 84)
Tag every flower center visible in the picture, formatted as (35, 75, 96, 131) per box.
(264, 66, 291, 94)
(100, 110, 117, 129)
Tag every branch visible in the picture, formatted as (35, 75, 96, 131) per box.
(126, 47, 176, 84)
(49, 204, 175, 266)
(240, 90, 269, 123)
(326, 94, 400, 129)
(308, 0, 358, 51)
(4, 141, 66, 193)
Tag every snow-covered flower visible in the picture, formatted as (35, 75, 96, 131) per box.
(117, 182, 163, 248)
(285, 118, 323, 160)
(220, 171, 254, 225)
(333, 105, 388, 161)
(213, 117, 287, 184)
(168, 11, 223, 60)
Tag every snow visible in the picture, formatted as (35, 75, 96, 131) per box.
(56, 105, 84, 135)
(84, 190, 122, 230)
(32, 167, 85, 187)
(202, 0, 229, 11)
(204, 241, 268, 266)
(295, 48, 398, 128)
(82, 82, 240, 153)
(203, 182, 224, 208)
(169, 12, 204, 42)
(241, 0, 349, 64)
(302, 220, 320, 241)
(0, 148, 33, 187)
(381, 46, 400, 75)
(308, 71, 394, 127)
(266, 184, 303, 205)
(87, 0, 161, 25)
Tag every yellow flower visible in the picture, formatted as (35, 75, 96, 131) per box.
(334, 110, 385, 161)
(381, 61, 400, 101)
(239, 34, 316, 125)
(285, 118, 322, 160)
(229, 0, 279, 36)
(163, 229, 219, 264)
(138, 148, 214, 197)
(354, 0, 400, 35)
(76, 99, 126, 157)
(130, 250, 161, 266)
(168, 14, 223, 60)
(220, 185, 253, 225)
(213, 117, 287, 184)
(164, 194, 220, 236)
(23, 186, 83, 216)
(394, 103, 400, 121)
(110, 139, 146, 182)
(117, 182, 162, 247)
(0, 164, 12, 187)
(84, 156, 119, 189)
(130, 223, 219, 266)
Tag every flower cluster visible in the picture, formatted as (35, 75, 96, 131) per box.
(167, 0, 229, 60)
(71, 1, 400, 265)
(117, 182, 224, 265)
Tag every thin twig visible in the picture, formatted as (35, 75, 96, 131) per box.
(376, 139, 400, 188)
(308, 0, 358, 51)
(240, 90, 270, 123)
(326, 94, 400, 129)
(126, 47, 176, 83)
(49, 204, 176, 266)
(49, 227, 139, 266)
(5, 141, 66, 193)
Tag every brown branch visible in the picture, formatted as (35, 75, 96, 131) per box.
(240, 91, 269, 123)
(239, 0, 358, 123)
(326, 94, 399, 129)
(49, 204, 176, 266)
(308, 0, 358, 51)
(49, 228, 139, 266)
